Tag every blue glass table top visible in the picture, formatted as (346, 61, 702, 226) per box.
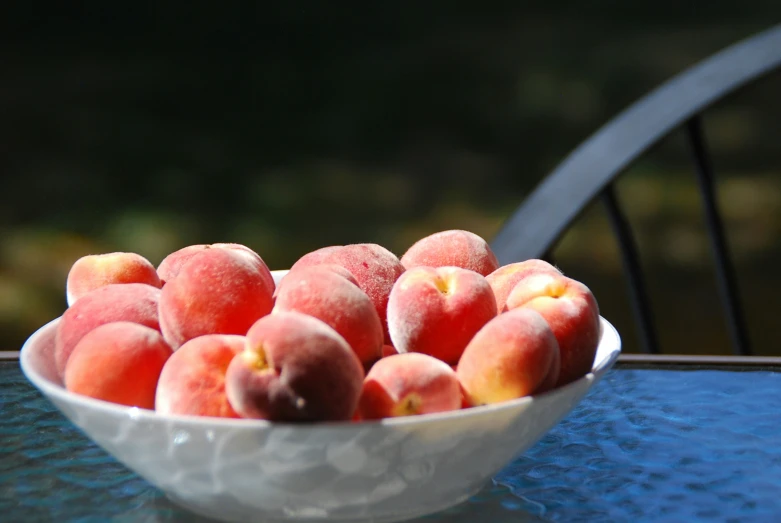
(2, 360, 781, 522)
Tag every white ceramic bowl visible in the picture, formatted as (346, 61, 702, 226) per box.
(20, 271, 621, 523)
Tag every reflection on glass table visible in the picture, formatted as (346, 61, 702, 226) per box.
(2, 360, 781, 522)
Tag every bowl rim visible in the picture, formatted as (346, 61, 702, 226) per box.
(20, 310, 622, 430)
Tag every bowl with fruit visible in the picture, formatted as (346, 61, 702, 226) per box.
(20, 230, 621, 523)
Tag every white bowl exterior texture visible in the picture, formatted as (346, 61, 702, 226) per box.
(20, 271, 621, 523)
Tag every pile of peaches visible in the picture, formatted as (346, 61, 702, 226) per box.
(54, 230, 600, 423)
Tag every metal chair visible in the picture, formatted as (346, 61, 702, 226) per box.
(490, 24, 781, 357)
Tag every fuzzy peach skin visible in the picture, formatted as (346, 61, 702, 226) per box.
(400, 229, 500, 277)
(157, 244, 204, 284)
(485, 259, 562, 312)
(272, 265, 384, 369)
(225, 311, 365, 422)
(158, 247, 275, 350)
(157, 243, 275, 293)
(287, 245, 343, 269)
(456, 307, 560, 406)
(387, 266, 497, 365)
(155, 334, 246, 418)
(288, 243, 405, 343)
(505, 271, 600, 387)
(54, 283, 162, 379)
(66, 252, 162, 306)
(274, 263, 359, 299)
(64, 322, 172, 409)
(358, 353, 462, 420)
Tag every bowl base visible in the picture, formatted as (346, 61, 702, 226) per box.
(165, 482, 488, 523)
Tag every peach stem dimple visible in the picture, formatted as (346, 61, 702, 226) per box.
(545, 281, 566, 298)
(242, 345, 270, 371)
(393, 393, 422, 416)
(434, 277, 451, 295)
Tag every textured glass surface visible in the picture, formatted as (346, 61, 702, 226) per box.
(3, 361, 781, 522)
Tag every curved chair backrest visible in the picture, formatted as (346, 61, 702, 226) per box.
(490, 24, 781, 356)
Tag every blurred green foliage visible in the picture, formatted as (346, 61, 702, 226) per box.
(1, 5, 780, 354)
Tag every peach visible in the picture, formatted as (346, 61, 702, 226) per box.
(289, 243, 405, 343)
(485, 259, 562, 312)
(358, 353, 462, 419)
(55, 283, 161, 379)
(457, 307, 559, 406)
(505, 271, 600, 386)
(274, 263, 359, 298)
(157, 244, 207, 284)
(64, 322, 172, 409)
(66, 252, 162, 306)
(155, 334, 245, 418)
(288, 245, 343, 271)
(225, 311, 364, 422)
(400, 229, 500, 277)
(157, 243, 275, 293)
(158, 246, 275, 349)
(272, 265, 384, 369)
(387, 266, 497, 365)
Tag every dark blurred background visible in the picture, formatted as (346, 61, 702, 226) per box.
(1, 4, 780, 355)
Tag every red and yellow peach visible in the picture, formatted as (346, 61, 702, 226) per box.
(288, 243, 405, 343)
(155, 334, 246, 418)
(225, 311, 365, 422)
(158, 246, 275, 350)
(64, 321, 172, 409)
(55, 283, 162, 379)
(66, 252, 162, 306)
(505, 271, 600, 386)
(456, 307, 560, 405)
(272, 265, 384, 369)
(358, 353, 462, 419)
(387, 266, 497, 365)
(400, 229, 500, 277)
(485, 259, 562, 313)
